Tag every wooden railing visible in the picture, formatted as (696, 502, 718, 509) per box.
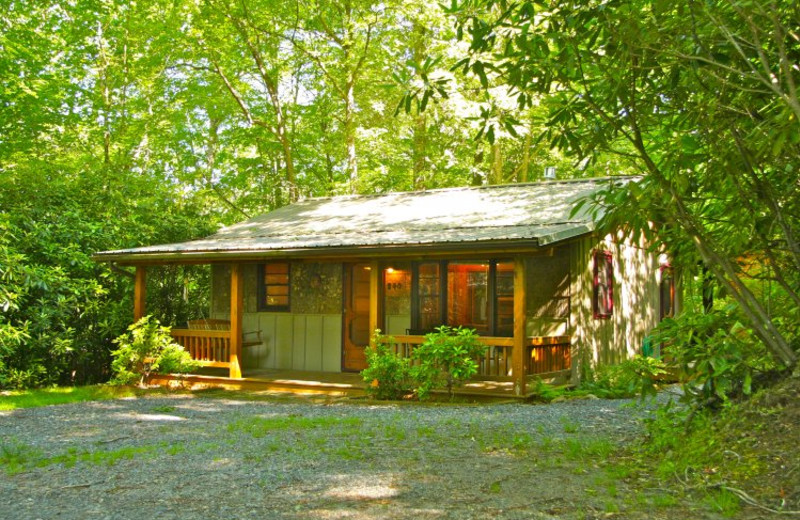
(170, 328, 571, 377)
(527, 339, 571, 375)
(171, 329, 231, 368)
(381, 335, 571, 378)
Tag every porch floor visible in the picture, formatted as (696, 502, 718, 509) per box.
(150, 367, 570, 400)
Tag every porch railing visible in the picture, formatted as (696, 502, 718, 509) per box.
(527, 338, 571, 375)
(171, 328, 571, 378)
(171, 329, 231, 368)
(382, 335, 571, 378)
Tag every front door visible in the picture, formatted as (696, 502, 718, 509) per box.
(342, 263, 371, 371)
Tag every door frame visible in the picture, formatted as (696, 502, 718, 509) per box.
(341, 262, 373, 372)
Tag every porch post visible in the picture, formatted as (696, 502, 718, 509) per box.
(368, 260, 380, 345)
(229, 263, 243, 379)
(133, 266, 146, 322)
(513, 256, 527, 396)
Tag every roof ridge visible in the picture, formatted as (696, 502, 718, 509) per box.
(208, 220, 592, 240)
(295, 175, 640, 203)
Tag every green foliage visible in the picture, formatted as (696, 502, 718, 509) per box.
(110, 316, 199, 386)
(587, 356, 667, 400)
(0, 213, 107, 388)
(363, 327, 486, 400)
(527, 378, 566, 402)
(529, 355, 665, 402)
(0, 440, 187, 475)
(704, 488, 741, 517)
(446, 0, 800, 369)
(0, 385, 143, 411)
(411, 326, 486, 399)
(633, 383, 797, 516)
(0, 440, 43, 474)
(361, 332, 414, 400)
(0, 168, 214, 389)
(653, 304, 775, 406)
(564, 438, 615, 462)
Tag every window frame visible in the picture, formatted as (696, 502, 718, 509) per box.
(409, 259, 513, 337)
(593, 250, 614, 319)
(409, 260, 447, 334)
(257, 262, 291, 312)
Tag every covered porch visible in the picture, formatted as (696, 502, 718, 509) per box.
(132, 256, 572, 397)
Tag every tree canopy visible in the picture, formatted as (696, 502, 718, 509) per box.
(0, 0, 796, 387)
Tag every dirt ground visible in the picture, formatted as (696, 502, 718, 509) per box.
(0, 388, 790, 519)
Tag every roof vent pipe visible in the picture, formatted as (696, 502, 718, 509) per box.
(544, 166, 557, 180)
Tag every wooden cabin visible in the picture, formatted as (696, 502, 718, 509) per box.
(94, 176, 677, 397)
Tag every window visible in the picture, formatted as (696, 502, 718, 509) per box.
(447, 262, 490, 334)
(494, 262, 514, 337)
(593, 251, 613, 319)
(659, 266, 675, 320)
(417, 262, 443, 332)
(411, 260, 513, 336)
(258, 262, 290, 312)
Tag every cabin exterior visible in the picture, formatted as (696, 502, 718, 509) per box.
(95, 176, 677, 397)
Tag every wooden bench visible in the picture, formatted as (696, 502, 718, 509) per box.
(187, 319, 263, 347)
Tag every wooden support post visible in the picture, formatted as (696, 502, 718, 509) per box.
(229, 263, 243, 379)
(133, 266, 146, 322)
(368, 260, 380, 347)
(513, 256, 527, 396)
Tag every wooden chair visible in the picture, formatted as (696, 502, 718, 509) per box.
(188, 319, 263, 347)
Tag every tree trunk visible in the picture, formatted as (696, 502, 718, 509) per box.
(97, 21, 111, 165)
(411, 22, 427, 190)
(519, 124, 532, 182)
(278, 126, 297, 202)
(492, 142, 503, 184)
(345, 79, 358, 193)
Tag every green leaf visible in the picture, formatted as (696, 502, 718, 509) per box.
(473, 61, 489, 89)
(420, 90, 431, 112)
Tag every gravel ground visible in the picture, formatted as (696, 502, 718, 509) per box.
(0, 391, 680, 520)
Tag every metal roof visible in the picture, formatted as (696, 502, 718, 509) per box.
(95, 176, 637, 263)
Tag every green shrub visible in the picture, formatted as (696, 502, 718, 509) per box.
(652, 305, 775, 406)
(0, 170, 214, 389)
(363, 327, 486, 400)
(361, 333, 413, 400)
(110, 316, 199, 386)
(581, 355, 666, 399)
(411, 326, 486, 399)
(527, 378, 566, 402)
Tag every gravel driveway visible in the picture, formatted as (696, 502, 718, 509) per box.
(0, 392, 674, 520)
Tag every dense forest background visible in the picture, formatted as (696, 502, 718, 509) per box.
(1, 0, 797, 389)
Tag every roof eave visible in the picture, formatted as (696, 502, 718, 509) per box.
(93, 238, 553, 265)
(536, 222, 596, 246)
(93, 225, 598, 265)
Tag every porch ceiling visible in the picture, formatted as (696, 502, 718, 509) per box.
(94, 176, 638, 263)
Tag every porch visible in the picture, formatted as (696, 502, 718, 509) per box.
(132, 254, 572, 396)
(163, 328, 571, 398)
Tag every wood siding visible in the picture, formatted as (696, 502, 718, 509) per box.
(568, 232, 662, 383)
